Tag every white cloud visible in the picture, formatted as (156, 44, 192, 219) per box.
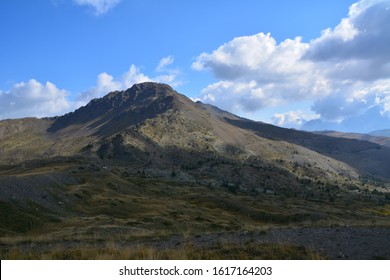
(272, 110, 320, 129)
(0, 79, 71, 119)
(122, 64, 152, 88)
(193, 33, 311, 82)
(376, 92, 390, 115)
(193, 32, 329, 112)
(77, 72, 123, 104)
(199, 80, 283, 113)
(73, 0, 121, 15)
(156, 55, 174, 72)
(304, 0, 390, 80)
(193, 0, 390, 132)
(311, 80, 390, 121)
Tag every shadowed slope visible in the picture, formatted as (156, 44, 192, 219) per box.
(316, 130, 390, 148)
(47, 83, 181, 137)
(223, 118, 390, 180)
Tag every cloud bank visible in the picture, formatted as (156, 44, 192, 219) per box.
(0, 58, 181, 120)
(193, 0, 390, 132)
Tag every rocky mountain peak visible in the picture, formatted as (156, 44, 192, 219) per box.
(86, 82, 175, 109)
(105, 82, 174, 103)
(129, 82, 174, 94)
(47, 83, 180, 134)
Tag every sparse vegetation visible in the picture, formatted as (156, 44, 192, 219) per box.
(0, 160, 389, 259)
(0, 240, 324, 260)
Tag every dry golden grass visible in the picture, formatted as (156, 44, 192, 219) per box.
(1, 240, 324, 260)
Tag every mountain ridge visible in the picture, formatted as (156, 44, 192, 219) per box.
(315, 130, 390, 148)
(370, 129, 390, 137)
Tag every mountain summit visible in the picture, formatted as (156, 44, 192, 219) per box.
(48, 82, 185, 134)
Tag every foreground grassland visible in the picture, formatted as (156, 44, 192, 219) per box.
(0, 160, 389, 259)
(3, 241, 323, 260)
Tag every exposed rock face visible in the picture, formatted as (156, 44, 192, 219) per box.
(47, 82, 178, 135)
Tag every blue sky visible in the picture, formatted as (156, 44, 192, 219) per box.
(1, 0, 389, 133)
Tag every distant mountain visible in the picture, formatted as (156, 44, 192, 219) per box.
(315, 130, 390, 148)
(370, 129, 390, 137)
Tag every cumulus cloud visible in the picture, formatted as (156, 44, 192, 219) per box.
(200, 80, 284, 113)
(272, 110, 320, 129)
(0, 79, 71, 119)
(376, 92, 390, 115)
(193, 33, 311, 82)
(304, 0, 390, 82)
(77, 72, 124, 104)
(193, 32, 329, 113)
(193, 0, 390, 132)
(306, 0, 390, 62)
(122, 65, 152, 88)
(73, 0, 121, 15)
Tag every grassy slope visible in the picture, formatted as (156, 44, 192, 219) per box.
(0, 160, 389, 259)
(0, 118, 54, 163)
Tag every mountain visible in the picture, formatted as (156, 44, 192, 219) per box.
(1, 82, 390, 259)
(2, 82, 390, 183)
(370, 129, 390, 137)
(220, 119, 390, 180)
(0, 83, 361, 179)
(315, 130, 390, 148)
